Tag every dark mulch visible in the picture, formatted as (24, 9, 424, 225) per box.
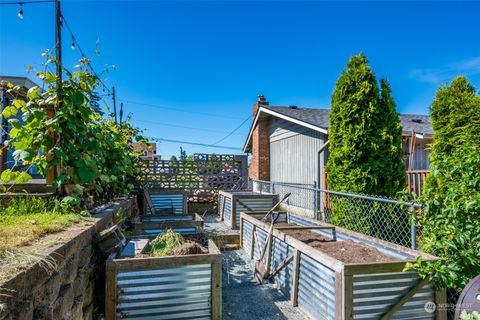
(170, 241, 208, 255)
(282, 229, 398, 263)
(184, 232, 208, 245)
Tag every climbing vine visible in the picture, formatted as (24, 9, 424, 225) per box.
(1, 54, 146, 203)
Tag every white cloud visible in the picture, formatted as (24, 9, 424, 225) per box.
(410, 56, 480, 84)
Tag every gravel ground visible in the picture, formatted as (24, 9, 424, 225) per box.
(203, 213, 239, 236)
(202, 213, 307, 319)
(221, 250, 308, 320)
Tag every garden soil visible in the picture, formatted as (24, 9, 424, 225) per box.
(170, 241, 207, 255)
(282, 229, 398, 263)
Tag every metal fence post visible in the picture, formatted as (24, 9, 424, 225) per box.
(313, 181, 318, 220)
(320, 189, 326, 222)
(410, 209, 417, 249)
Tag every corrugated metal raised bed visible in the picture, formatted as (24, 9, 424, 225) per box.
(105, 239, 222, 320)
(144, 190, 187, 214)
(240, 212, 446, 320)
(132, 213, 204, 237)
(218, 191, 278, 230)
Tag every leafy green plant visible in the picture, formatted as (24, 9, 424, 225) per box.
(327, 54, 406, 232)
(144, 229, 184, 257)
(327, 53, 405, 196)
(406, 77, 480, 291)
(0, 53, 146, 203)
(461, 311, 480, 320)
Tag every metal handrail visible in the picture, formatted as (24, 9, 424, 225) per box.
(251, 179, 421, 208)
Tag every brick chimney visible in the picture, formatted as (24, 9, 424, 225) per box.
(249, 95, 270, 181)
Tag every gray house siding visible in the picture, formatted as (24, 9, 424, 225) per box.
(402, 138, 432, 170)
(269, 118, 327, 187)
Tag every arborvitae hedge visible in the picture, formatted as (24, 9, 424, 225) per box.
(407, 77, 480, 291)
(327, 54, 405, 197)
(326, 54, 406, 242)
(378, 79, 406, 194)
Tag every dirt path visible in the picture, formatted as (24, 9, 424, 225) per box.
(221, 250, 308, 320)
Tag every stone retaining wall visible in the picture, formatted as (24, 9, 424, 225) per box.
(0, 197, 138, 320)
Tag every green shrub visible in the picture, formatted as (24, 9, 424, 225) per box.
(327, 54, 406, 236)
(406, 77, 480, 291)
(461, 311, 480, 320)
(327, 54, 405, 197)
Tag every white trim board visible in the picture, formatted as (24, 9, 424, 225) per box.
(243, 106, 328, 153)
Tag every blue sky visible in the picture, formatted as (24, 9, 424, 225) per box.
(1, 1, 480, 157)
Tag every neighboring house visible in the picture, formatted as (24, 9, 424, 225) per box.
(0, 76, 42, 176)
(132, 142, 161, 160)
(243, 96, 434, 191)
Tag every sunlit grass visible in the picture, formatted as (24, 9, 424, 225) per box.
(0, 197, 81, 257)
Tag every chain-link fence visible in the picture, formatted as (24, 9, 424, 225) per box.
(249, 179, 467, 318)
(251, 179, 418, 249)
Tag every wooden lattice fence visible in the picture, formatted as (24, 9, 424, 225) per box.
(139, 153, 248, 202)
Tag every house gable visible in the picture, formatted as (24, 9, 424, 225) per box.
(243, 105, 433, 153)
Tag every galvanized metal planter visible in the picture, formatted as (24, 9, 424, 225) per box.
(132, 213, 204, 237)
(144, 189, 188, 214)
(105, 239, 222, 320)
(240, 213, 447, 320)
(218, 191, 278, 229)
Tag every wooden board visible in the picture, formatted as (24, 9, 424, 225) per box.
(106, 239, 222, 320)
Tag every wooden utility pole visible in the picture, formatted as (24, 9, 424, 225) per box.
(46, 0, 62, 185)
(55, 0, 62, 89)
(119, 102, 123, 124)
(112, 86, 117, 123)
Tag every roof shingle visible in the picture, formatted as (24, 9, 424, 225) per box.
(265, 106, 433, 136)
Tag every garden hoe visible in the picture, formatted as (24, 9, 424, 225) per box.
(254, 193, 291, 284)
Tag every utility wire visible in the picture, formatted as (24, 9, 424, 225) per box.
(132, 119, 246, 135)
(148, 137, 242, 151)
(62, 15, 112, 96)
(211, 115, 251, 145)
(121, 99, 244, 120)
(0, 0, 54, 4)
(2, 0, 113, 112)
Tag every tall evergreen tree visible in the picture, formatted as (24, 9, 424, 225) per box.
(408, 77, 480, 290)
(429, 76, 480, 160)
(326, 54, 407, 242)
(377, 79, 406, 193)
(327, 54, 404, 197)
(179, 147, 188, 162)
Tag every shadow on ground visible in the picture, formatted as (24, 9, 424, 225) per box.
(222, 250, 307, 320)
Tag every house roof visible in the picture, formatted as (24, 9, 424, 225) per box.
(0, 76, 40, 90)
(243, 105, 433, 153)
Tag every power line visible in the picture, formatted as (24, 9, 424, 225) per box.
(0, 1, 54, 5)
(148, 137, 242, 151)
(1, 0, 113, 97)
(132, 119, 247, 135)
(121, 99, 244, 120)
(61, 15, 112, 96)
(211, 115, 251, 145)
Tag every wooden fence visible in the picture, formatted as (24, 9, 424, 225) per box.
(324, 169, 431, 198)
(406, 170, 430, 196)
(139, 153, 248, 202)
